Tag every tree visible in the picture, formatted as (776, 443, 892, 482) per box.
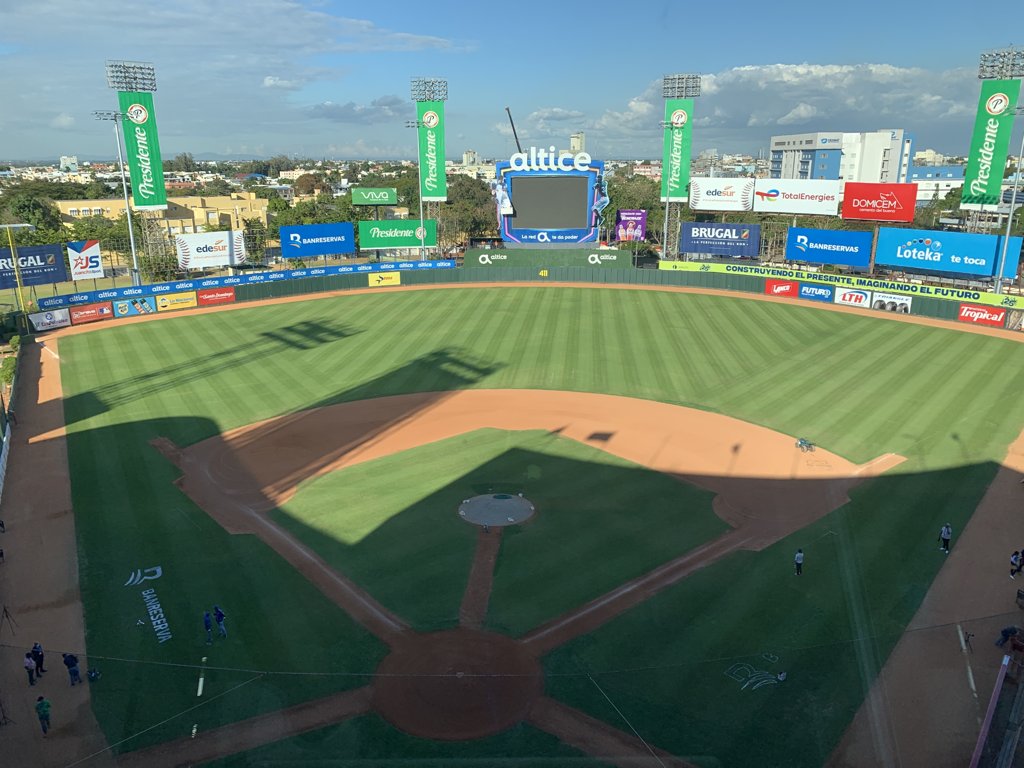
(165, 152, 198, 172)
(293, 174, 323, 196)
(441, 175, 498, 246)
(0, 192, 64, 231)
(197, 178, 234, 196)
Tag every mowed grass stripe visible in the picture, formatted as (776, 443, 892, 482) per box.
(606, 290, 644, 396)
(632, 289, 677, 399)
(646, 290, 710, 398)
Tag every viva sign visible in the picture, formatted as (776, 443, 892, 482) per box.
(661, 98, 694, 202)
(117, 91, 167, 210)
(417, 101, 447, 202)
(962, 79, 1021, 209)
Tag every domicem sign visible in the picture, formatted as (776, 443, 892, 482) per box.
(958, 303, 1006, 327)
(841, 183, 918, 222)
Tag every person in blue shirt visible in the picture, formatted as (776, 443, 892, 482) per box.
(203, 611, 213, 644)
(213, 605, 227, 638)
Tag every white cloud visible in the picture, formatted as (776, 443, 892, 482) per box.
(263, 76, 303, 90)
(308, 95, 406, 124)
(49, 112, 75, 129)
(777, 102, 819, 125)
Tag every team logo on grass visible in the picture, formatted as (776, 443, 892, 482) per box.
(124, 566, 163, 586)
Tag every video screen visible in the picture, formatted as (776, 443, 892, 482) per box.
(509, 176, 590, 230)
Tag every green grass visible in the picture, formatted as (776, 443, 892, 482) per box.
(56, 286, 1024, 762)
(198, 714, 612, 767)
(274, 429, 724, 634)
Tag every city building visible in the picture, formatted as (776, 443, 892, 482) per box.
(908, 165, 965, 203)
(913, 149, 948, 166)
(570, 132, 585, 154)
(55, 191, 270, 235)
(59, 155, 78, 172)
(462, 150, 479, 166)
(769, 129, 914, 183)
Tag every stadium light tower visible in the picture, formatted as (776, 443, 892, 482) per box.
(409, 77, 448, 260)
(978, 49, 1024, 293)
(93, 110, 141, 286)
(661, 74, 702, 259)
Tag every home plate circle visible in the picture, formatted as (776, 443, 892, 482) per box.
(458, 494, 535, 527)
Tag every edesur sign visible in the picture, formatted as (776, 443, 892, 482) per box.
(689, 179, 754, 212)
(841, 183, 917, 222)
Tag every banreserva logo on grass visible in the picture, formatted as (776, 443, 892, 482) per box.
(358, 220, 437, 249)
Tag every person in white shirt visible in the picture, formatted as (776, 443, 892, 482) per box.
(794, 549, 804, 576)
(939, 524, 952, 554)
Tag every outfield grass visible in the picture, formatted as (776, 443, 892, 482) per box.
(275, 429, 724, 634)
(56, 287, 1024, 761)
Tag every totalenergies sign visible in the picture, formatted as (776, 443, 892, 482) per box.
(841, 182, 917, 222)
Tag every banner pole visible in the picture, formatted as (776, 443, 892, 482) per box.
(113, 118, 142, 286)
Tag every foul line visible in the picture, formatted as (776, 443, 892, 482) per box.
(587, 673, 665, 768)
(957, 623, 982, 726)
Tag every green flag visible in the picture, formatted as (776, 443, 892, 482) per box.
(117, 91, 168, 210)
(962, 79, 1021, 209)
(417, 101, 447, 202)
(661, 98, 693, 203)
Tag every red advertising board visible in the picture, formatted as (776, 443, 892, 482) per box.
(958, 303, 1007, 327)
(764, 279, 798, 297)
(841, 182, 917, 222)
(197, 287, 236, 306)
(70, 302, 114, 325)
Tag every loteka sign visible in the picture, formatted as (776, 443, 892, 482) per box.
(508, 147, 593, 172)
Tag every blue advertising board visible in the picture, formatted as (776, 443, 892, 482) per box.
(36, 260, 456, 310)
(0, 244, 69, 289)
(279, 223, 355, 257)
(798, 283, 834, 302)
(680, 223, 760, 257)
(784, 228, 872, 269)
(875, 228, 1022, 278)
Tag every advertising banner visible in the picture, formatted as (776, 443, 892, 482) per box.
(197, 287, 236, 306)
(156, 292, 198, 312)
(799, 283, 834, 303)
(70, 302, 114, 325)
(615, 210, 647, 241)
(834, 288, 872, 307)
(962, 79, 1021, 209)
(467, 249, 630, 268)
(174, 231, 246, 269)
(870, 292, 912, 313)
(689, 179, 755, 211)
(279, 223, 355, 258)
(958, 303, 1006, 327)
(0, 244, 70, 289)
(875, 227, 1022, 278)
(28, 309, 71, 332)
(841, 182, 918, 222)
(369, 272, 401, 287)
(661, 98, 694, 202)
(680, 223, 761, 257)
(113, 297, 156, 318)
(765, 279, 798, 297)
(785, 228, 873, 268)
(417, 100, 447, 202)
(117, 91, 167, 210)
(351, 188, 398, 206)
(753, 179, 841, 215)
(358, 220, 437, 249)
(67, 240, 105, 280)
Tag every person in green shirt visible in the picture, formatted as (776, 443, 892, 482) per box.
(35, 696, 51, 735)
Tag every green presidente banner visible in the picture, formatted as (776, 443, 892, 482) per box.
(352, 187, 398, 205)
(661, 98, 694, 203)
(358, 220, 437, 249)
(417, 101, 447, 202)
(117, 91, 167, 210)
(961, 79, 1021, 210)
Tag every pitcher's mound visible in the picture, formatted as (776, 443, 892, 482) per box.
(458, 494, 535, 527)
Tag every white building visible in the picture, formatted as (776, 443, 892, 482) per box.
(59, 155, 79, 172)
(769, 129, 914, 183)
(570, 132, 585, 153)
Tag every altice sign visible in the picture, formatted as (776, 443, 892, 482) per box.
(508, 147, 593, 172)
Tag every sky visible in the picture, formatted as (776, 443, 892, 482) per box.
(1, 0, 1021, 163)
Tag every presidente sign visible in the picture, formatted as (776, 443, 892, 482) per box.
(962, 79, 1021, 210)
(784, 228, 873, 269)
(753, 179, 841, 215)
(358, 220, 437, 249)
(0, 243, 70, 289)
(117, 91, 167, 210)
(279, 223, 355, 257)
(680, 223, 760, 257)
(657, 260, 1024, 309)
(351, 187, 397, 205)
(67, 240, 105, 280)
(841, 182, 917, 222)
(661, 98, 694, 202)
(875, 227, 1022, 278)
(174, 231, 247, 269)
(417, 100, 447, 202)
(688, 179, 755, 212)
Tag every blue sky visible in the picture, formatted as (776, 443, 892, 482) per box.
(0, 0, 1020, 162)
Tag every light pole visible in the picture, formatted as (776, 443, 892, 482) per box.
(104, 60, 157, 286)
(405, 119, 427, 260)
(94, 110, 141, 286)
(661, 73, 701, 261)
(0, 223, 36, 333)
(996, 107, 1024, 293)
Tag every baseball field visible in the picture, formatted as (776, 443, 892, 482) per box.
(14, 284, 1024, 766)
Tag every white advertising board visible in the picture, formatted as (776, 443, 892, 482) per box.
(753, 179, 841, 215)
